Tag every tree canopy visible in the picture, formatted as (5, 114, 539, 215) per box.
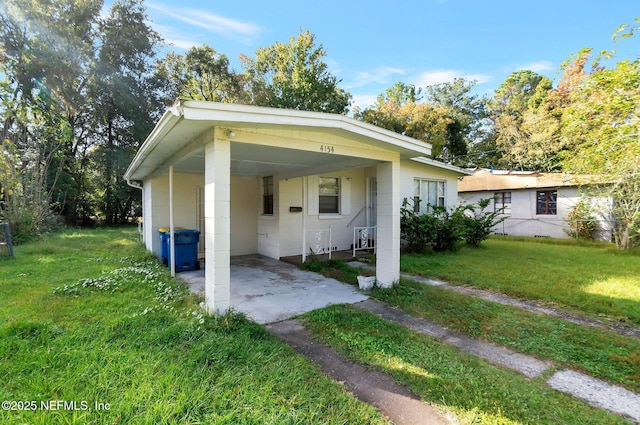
(240, 29, 351, 113)
(356, 79, 486, 165)
(0, 3, 638, 248)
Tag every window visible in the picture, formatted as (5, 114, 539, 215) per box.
(494, 191, 512, 214)
(319, 177, 340, 214)
(262, 176, 273, 215)
(413, 179, 445, 214)
(536, 190, 557, 215)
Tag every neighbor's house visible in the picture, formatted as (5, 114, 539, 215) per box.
(124, 101, 469, 314)
(458, 168, 612, 241)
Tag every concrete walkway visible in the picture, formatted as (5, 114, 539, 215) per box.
(357, 299, 640, 423)
(179, 257, 640, 423)
(348, 261, 640, 338)
(267, 319, 449, 425)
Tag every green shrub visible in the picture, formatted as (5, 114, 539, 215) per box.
(401, 198, 505, 252)
(565, 199, 597, 240)
(461, 198, 507, 247)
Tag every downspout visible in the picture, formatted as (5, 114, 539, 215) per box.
(126, 179, 144, 242)
(126, 179, 143, 190)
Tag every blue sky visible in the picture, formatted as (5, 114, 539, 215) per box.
(138, 0, 638, 109)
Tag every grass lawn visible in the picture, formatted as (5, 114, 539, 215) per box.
(302, 239, 640, 402)
(303, 305, 633, 425)
(401, 237, 640, 325)
(0, 227, 388, 425)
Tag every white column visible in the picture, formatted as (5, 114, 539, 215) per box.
(142, 179, 154, 252)
(375, 160, 400, 287)
(301, 176, 307, 262)
(204, 132, 231, 314)
(169, 165, 175, 277)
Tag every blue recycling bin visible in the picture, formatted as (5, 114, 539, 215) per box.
(159, 229, 200, 272)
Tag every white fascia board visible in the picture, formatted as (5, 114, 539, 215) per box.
(410, 156, 472, 175)
(181, 101, 432, 157)
(124, 107, 184, 181)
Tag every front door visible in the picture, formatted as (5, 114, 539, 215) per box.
(367, 177, 377, 227)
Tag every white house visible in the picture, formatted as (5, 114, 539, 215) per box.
(458, 168, 612, 241)
(124, 101, 468, 314)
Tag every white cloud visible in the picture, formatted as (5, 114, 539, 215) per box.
(413, 70, 491, 87)
(516, 61, 556, 73)
(149, 22, 200, 49)
(347, 66, 409, 88)
(167, 38, 202, 50)
(350, 94, 379, 111)
(147, 2, 262, 45)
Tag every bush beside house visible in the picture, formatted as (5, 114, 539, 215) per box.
(400, 198, 505, 252)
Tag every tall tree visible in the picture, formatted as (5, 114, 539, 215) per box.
(356, 89, 454, 161)
(356, 80, 485, 164)
(0, 0, 101, 234)
(424, 78, 488, 165)
(156, 45, 246, 104)
(487, 70, 553, 170)
(376, 81, 424, 106)
(561, 55, 640, 249)
(241, 29, 351, 113)
(90, 0, 163, 224)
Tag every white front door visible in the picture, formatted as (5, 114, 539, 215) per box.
(367, 177, 377, 227)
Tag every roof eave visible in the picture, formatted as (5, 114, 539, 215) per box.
(181, 101, 432, 158)
(125, 101, 436, 182)
(410, 156, 472, 175)
(124, 105, 184, 182)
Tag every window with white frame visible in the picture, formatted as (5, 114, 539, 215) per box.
(319, 177, 340, 214)
(262, 176, 273, 215)
(413, 179, 445, 213)
(494, 191, 512, 214)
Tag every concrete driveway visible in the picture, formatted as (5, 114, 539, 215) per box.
(178, 255, 368, 324)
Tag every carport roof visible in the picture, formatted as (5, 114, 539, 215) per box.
(124, 100, 449, 182)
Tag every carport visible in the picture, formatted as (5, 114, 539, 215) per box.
(177, 255, 368, 324)
(124, 101, 432, 315)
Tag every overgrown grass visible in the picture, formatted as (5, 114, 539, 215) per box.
(303, 305, 632, 425)
(401, 237, 640, 325)
(301, 257, 372, 285)
(0, 227, 388, 425)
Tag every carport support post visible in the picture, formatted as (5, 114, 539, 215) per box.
(375, 160, 400, 287)
(203, 131, 231, 314)
(169, 165, 175, 277)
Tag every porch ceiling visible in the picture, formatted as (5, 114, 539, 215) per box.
(173, 142, 381, 178)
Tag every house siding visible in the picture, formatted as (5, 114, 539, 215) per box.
(144, 173, 202, 258)
(277, 169, 368, 258)
(460, 187, 611, 240)
(145, 160, 464, 261)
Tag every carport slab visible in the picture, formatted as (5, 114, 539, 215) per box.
(179, 255, 368, 324)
